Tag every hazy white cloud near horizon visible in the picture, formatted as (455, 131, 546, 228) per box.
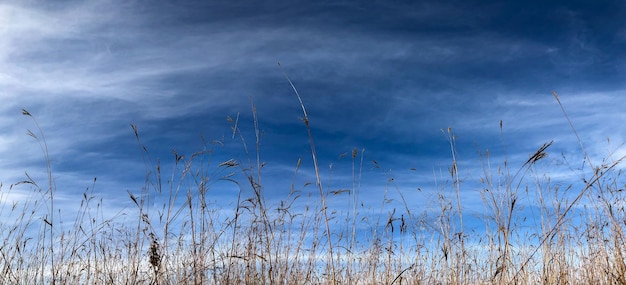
(1, 0, 626, 232)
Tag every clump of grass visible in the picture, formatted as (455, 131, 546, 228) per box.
(2, 90, 626, 285)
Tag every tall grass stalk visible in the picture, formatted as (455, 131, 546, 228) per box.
(21, 109, 55, 284)
(278, 61, 337, 283)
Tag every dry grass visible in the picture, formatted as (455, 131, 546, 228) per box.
(2, 91, 626, 285)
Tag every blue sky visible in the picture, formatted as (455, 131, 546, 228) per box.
(1, 0, 626, 234)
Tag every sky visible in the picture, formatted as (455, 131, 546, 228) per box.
(1, 0, 626, 237)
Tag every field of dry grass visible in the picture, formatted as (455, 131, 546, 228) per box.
(2, 92, 626, 284)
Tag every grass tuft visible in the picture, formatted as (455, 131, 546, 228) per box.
(2, 92, 626, 284)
